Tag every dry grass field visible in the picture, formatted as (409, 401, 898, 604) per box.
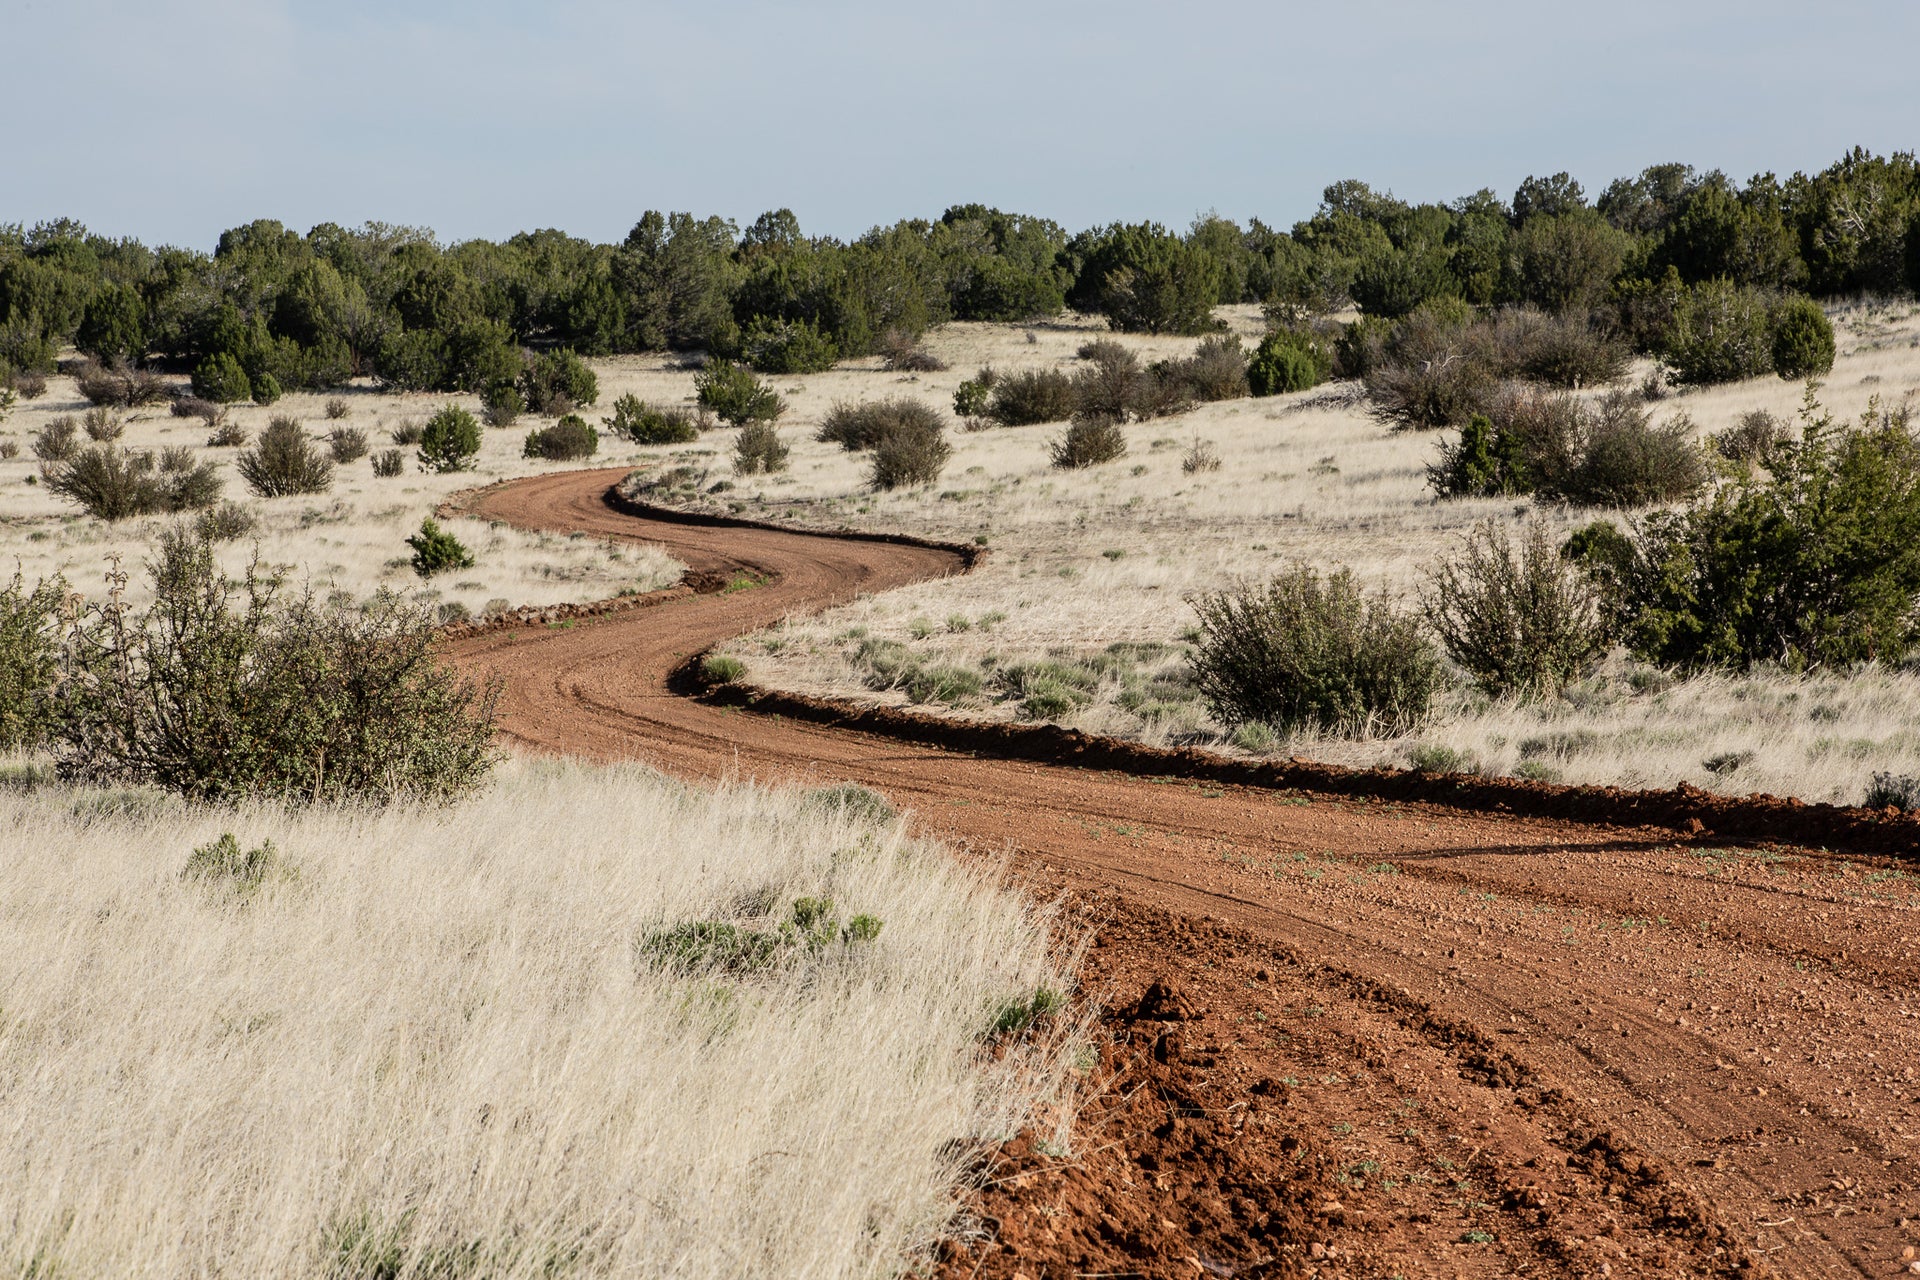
(0, 757, 1077, 1279)
(608, 303, 1920, 807)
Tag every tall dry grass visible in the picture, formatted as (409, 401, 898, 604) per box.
(0, 758, 1075, 1278)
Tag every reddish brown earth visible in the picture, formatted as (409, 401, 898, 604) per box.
(447, 469, 1920, 1280)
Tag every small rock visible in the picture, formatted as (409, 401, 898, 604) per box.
(1309, 1242, 1327, 1260)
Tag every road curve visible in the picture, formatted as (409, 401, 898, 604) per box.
(447, 467, 1920, 1279)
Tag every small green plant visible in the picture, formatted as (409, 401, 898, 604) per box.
(636, 896, 884, 976)
(237, 417, 334, 497)
(869, 420, 951, 490)
(182, 832, 285, 893)
(1864, 772, 1920, 811)
(1248, 328, 1331, 395)
(803, 782, 898, 826)
(31, 416, 78, 462)
(700, 653, 746, 683)
(605, 393, 699, 444)
(416, 404, 482, 473)
(522, 413, 599, 461)
(986, 367, 1076, 426)
(406, 518, 475, 577)
(989, 985, 1064, 1036)
(1424, 519, 1606, 699)
(249, 372, 282, 405)
(0, 570, 64, 750)
(733, 420, 789, 474)
(1769, 296, 1836, 380)
(517, 348, 599, 414)
(695, 360, 785, 427)
(194, 500, 257, 543)
(953, 375, 993, 422)
(482, 381, 524, 428)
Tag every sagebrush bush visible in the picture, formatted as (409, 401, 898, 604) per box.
(1162, 335, 1249, 402)
(407, 518, 475, 577)
(207, 419, 248, 447)
(0, 571, 64, 750)
(518, 348, 599, 414)
(1713, 409, 1788, 466)
(1429, 387, 1701, 507)
(1248, 328, 1333, 396)
(81, 407, 125, 442)
(1048, 414, 1127, 469)
(43, 446, 223, 520)
(1424, 519, 1606, 700)
(869, 420, 951, 490)
(523, 413, 599, 461)
(696, 361, 785, 427)
(878, 329, 946, 372)
(1182, 436, 1222, 473)
(1363, 308, 1496, 429)
(734, 421, 789, 474)
(987, 368, 1076, 426)
(324, 397, 351, 420)
(389, 421, 425, 445)
(326, 427, 369, 463)
(417, 404, 482, 473)
(1554, 397, 1704, 506)
(1189, 564, 1442, 735)
(194, 500, 258, 542)
(172, 396, 218, 424)
(1488, 308, 1630, 388)
(605, 393, 699, 444)
(370, 448, 405, 478)
(31, 416, 78, 462)
(192, 352, 253, 404)
(818, 397, 943, 451)
(1769, 297, 1836, 380)
(743, 316, 838, 374)
(74, 360, 167, 408)
(50, 530, 498, 802)
(237, 417, 333, 497)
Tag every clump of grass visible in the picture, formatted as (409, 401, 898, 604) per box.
(701, 653, 747, 684)
(803, 782, 899, 826)
(182, 832, 286, 893)
(636, 896, 884, 977)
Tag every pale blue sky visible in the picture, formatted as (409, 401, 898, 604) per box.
(4, 0, 1915, 248)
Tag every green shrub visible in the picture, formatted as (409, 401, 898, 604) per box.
(237, 417, 334, 497)
(75, 283, 146, 365)
(0, 571, 64, 750)
(182, 832, 285, 894)
(1488, 307, 1630, 387)
(819, 396, 943, 451)
(636, 896, 883, 977)
(700, 653, 746, 683)
(1865, 772, 1920, 811)
(802, 781, 898, 825)
(1769, 297, 1836, 380)
(1363, 308, 1496, 429)
(49, 529, 498, 803)
(389, 421, 425, 446)
(695, 360, 786, 427)
(250, 372, 282, 405)
(1429, 388, 1700, 507)
(326, 426, 368, 463)
(1072, 222, 1225, 334)
(192, 352, 253, 404)
(370, 448, 405, 478)
(1049, 414, 1126, 468)
(31, 416, 78, 461)
(43, 445, 223, 520)
(1248, 328, 1332, 395)
(481, 382, 523, 428)
(1332, 316, 1392, 379)
(1189, 563, 1442, 735)
(1575, 390, 1920, 671)
(605, 393, 699, 444)
(1662, 279, 1774, 385)
(869, 419, 951, 489)
(406, 517, 475, 577)
(522, 413, 599, 461)
(1552, 395, 1703, 506)
(733, 420, 789, 474)
(742, 316, 839, 373)
(1423, 520, 1606, 699)
(952, 377, 992, 421)
(987, 367, 1076, 426)
(1161, 334, 1250, 402)
(517, 348, 599, 414)
(194, 500, 257, 542)
(417, 404, 482, 473)
(989, 985, 1064, 1036)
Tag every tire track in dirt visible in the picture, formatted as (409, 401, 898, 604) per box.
(446, 469, 1920, 1279)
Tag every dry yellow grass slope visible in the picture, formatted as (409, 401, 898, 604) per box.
(0, 758, 1075, 1279)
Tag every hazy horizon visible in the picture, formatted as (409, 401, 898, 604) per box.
(5, 0, 1916, 250)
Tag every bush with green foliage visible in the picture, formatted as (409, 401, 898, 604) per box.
(1363, 307, 1496, 429)
(1554, 395, 1703, 506)
(0, 571, 65, 750)
(1248, 328, 1333, 395)
(194, 500, 258, 542)
(1571, 391, 1920, 671)
(1189, 563, 1442, 735)
(49, 530, 498, 802)
(370, 448, 405, 477)
(695, 360, 785, 427)
(952, 375, 993, 421)
(416, 404, 482, 473)
(1048, 414, 1126, 469)
(192, 352, 253, 404)
(31, 416, 79, 461)
(75, 282, 146, 365)
(406, 517, 475, 577)
(523, 413, 599, 460)
(818, 396, 943, 451)
(986, 367, 1076, 426)
(482, 382, 523, 428)
(868, 418, 951, 490)
(1429, 388, 1701, 506)
(181, 832, 286, 894)
(1768, 297, 1836, 380)
(742, 315, 839, 373)
(1423, 520, 1606, 699)
(1159, 334, 1249, 402)
(517, 348, 599, 414)
(604, 392, 699, 444)
(237, 417, 334, 496)
(734, 420, 789, 474)
(82, 406, 125, 442)
(1661, 278, 1774, 385)
(1070, 222, 1226, 334)
(636, 896, 883, 977)
(43, 445, 223, 520)
(250, 372, 282, 405)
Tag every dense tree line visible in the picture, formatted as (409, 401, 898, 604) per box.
(4, 148, 1918, 397)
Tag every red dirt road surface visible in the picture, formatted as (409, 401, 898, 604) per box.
(447, 468, 1920, 1280)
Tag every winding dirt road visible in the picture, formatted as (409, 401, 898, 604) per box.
(448, 468, 1920, 1279)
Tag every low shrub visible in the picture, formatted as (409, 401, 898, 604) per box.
(482, 382, 524, 428)
(803, 781, 898, 825)
(605, 393, 699, 444)
(81, 407, 125, 442)
(523, 413, 599, 461)
(878, 329, 946, 372)
(172, 396, 218, 423)
(701, 653, 747, 684)
(1248, 328, 1333, 395)
(181, 832, 285, 894)
(695, 360, 785, 427)
(207, 419, 248, 448)
(31, 416, 78, 462)
(1486, 308, 1630, 388)
(42, 445, 223, 520)
(389, 421, 425, 445)
(869, 419, 951, 490)
(75, 360, 168, 408)
(1161, 334, 1249, 402)
(1712, 409, 1788, 466)
(406, 517, 475, 577)
(194, 500, 257, 542)
(192, 352, 254, 404)
(324, 397, 351, 420)
(417, 404, 482, 473)
(734, 421, 789, 474)
(1189, 564, 1442, 735)
(1182, 437, 1222, 473)
(1662, 279, 1773, 385)
(1049, 413, 1127, 469)
(1429, 388, 1701, 507)
(818, 396, 943, 451)
(986, 367, 1076, 426)
(49, 529, 498, 802)
(1865, 772, 1920, 812)
(1423, 519, 1606, 700)
(10, 367, 47, 399)
(952, 376, 993, 422)
(1554, 396, 1703, 506)
(326, 426, 369, 463)
(1769, 297, 1836, 380)
(237, 417, 334, 497)
(518, 348, 599, 414)
(742, 316, 838, 374)
(1363, 308, 1495, 429)
(250, 373, 282, 405)
(0, 570, 64, 750)
(370, 448, 405, 478)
